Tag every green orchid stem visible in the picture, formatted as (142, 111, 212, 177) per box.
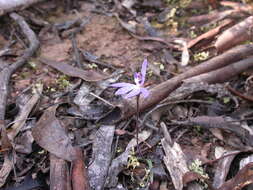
(136, 94, 140, 155)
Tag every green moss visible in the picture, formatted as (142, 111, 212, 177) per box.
(56, 75, 70, 89)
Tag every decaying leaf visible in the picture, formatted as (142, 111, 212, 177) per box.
(32, 105, 90, 190)
(32, 106, 79, 161)
(161, 122, 203, 190)
(40, 58, 108, 82)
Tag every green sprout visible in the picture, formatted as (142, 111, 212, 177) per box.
(189, 159, 209, 188)
(88, 63, 98, 69)
(193, 125, 203, 135)
(56, 75, 70, 89)
(28, 61, 37, 69)
(223, 97, 231, 104)
(189, 30, 197, 38)
(127, 151, 153, 188)
(179, 0, 192, 8)
(127, 150, 140, 169)
(193, 51, 209, 62)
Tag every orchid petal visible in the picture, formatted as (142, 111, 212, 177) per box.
(110, 82, 134, 88)
(140, 88, 149, 98)
(115, 85, 135, 95)
(124, 88, 141, 99)
(141, 59, 148, 85)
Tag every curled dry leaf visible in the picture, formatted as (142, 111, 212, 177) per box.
(8, 84, 43, 142)
(0, 154, 12, 188)
(183, 171, 208, 187)
(213, 148, 240, 188)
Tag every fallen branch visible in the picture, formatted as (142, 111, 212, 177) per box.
(215, 16, 253, 52)
(184, 56, 253, 84)
(227, 85, 253, 102)
(188, 9, 238, 25)
(0, 0, 45, 17)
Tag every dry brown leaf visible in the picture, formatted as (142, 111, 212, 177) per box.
(40, 58, 108, 82)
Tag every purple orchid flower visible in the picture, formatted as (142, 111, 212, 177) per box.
(111, 59, 149, 99)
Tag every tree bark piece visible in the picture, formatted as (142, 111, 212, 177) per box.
(72, 150, 91, 190)
(215, 16, 253, 52)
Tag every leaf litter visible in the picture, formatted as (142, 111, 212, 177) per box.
(1, 0, 253, 190)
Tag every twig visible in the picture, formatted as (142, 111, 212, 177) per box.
(89, 92, 115, 107)
(226, 85, 253, 102)
(130, 33, 181, 51)
(71, 33, 83, 69)
(136, 95, 140, 155)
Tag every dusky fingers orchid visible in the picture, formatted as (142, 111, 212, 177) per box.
(110, 59, 149, 155)
(110, 59, 149, 99)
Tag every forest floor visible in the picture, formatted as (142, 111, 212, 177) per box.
(1, 0, 253, 190)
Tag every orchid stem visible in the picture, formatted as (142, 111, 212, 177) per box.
(136, 95, 140, 155)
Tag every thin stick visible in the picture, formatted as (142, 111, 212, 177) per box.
(136, 95, 140, 155)
(89, 92, 115, 107)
